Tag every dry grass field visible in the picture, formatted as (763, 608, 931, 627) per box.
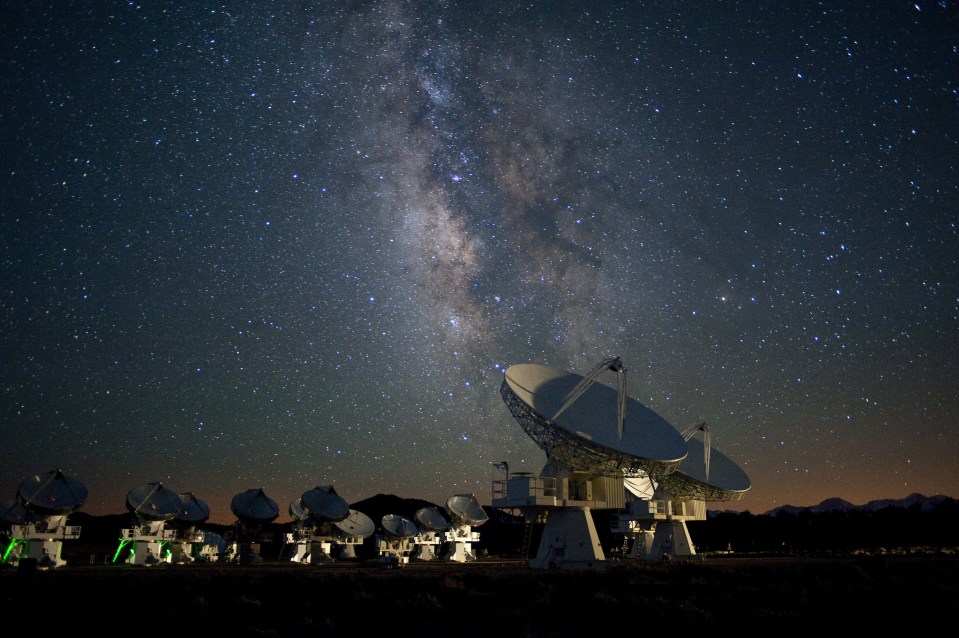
(3, 553, 956, 636)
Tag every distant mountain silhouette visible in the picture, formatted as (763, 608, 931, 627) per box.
(764, 492, 955, 516)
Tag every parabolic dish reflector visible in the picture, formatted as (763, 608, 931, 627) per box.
(334, 509, 375, 537)
(289, 498, 308, 521)
(202, 530, 225, 545)
(1, 499, 33, 525)
(658, 435, 751, 501)
(625, 475, 655, 500)
(501, 363, 688, 477)
(230, 488, 280, 524)
(445, 494, 488, 527)
(381, 514, 418, 538)
(300, 485, 349, 522)
(17, 469, 88, 516)
(176, 493, 211, 523)
(126, 482, 182, 521)
(414, 506, 449, 532)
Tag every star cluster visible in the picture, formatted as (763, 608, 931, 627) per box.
(1, 1, 956, 523)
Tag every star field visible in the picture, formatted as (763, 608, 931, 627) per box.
(1, 1, 957, 523)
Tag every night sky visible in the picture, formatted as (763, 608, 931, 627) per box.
(2, 1, 956, 524)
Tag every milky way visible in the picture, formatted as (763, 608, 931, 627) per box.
(1, 1, 956, 523)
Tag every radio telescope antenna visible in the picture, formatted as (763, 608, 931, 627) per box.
(230, 488, 279, 565)
(333, 509, 375, 559)
(500, 361, 686, 479)
(443, 493, 488, 563)
(614, 422, 750, 562)
(657, 425, 748, 503)
(287, 485, 351, 565)
(301, 485, 350, 523)
(377, 514, 418, 567)
(170, 492, 211, 564)
(5, 470, 86, 569)
(411, 506, 449, 561)
(114, 481, 182, 566)
(551, 356, 628, 440)
(1, 500, 33, 526)
(495, 360, 688, 569)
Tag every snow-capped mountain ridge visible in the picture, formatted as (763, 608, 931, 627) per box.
(765, 492, 954, 516)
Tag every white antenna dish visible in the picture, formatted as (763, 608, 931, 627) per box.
(501, 362, 687, 478)
(381, 514, 418, 538)
(175, 493, 210, 524)
(1, 500, 33, 525)
(300, 485, 350, 522)
(497, 359, 696, 569)
(230, 488, 280, 524)
(551, 356, 628, 440)
(442, 494, 487, 562)
(376, 514, 417, 566)
(624, 474, 655, 500)
(411, 507, 448, 561)
(289, 498, 309, 522)
(230, 488, 279, 565)
(169, 493, 210, 565)
(18, 469, 88, 516)
(445, 494, 489, 527)
(659, 424, 751, 501)
(614, 427, 750, 563)
(117, 482, 182, 566)
(126, 481, 182, 522)
(414, 506, 449, 532)
(334, 509, 376, 538)
(8, 470, 86, 569)
(331, 509, 375, 561)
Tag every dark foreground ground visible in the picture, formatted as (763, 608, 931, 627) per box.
(2, 554, 956, 636)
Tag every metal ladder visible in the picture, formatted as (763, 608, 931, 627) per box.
(521, 520, 534, 559)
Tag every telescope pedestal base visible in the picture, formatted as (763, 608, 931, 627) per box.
(530, 507, 608, 570)
(649, 520, 696, 560)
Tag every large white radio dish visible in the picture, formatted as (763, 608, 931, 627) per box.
(230, 488, 280, 524)
(381, 514, 418, 538)
(658, 424, 751, 501)
(334, 509, 375, 538)
(414, 506, 449, 532)
(445, 494, 489, 527)
(126, 482, 182, 522)
(300, 485, 350, 522)
(500, 363, 687, 478)
(175, 492, 211, 524)
(169, 492, 210, 564)
(18, 469, 88, 516)
(231, 488, 279, 565)
(289, 498, 309, 522)
(0, 500, 33, 525)
(8, 470, 86, 569)
(332, 509, 375, 561)
(286, 492, 352, 566)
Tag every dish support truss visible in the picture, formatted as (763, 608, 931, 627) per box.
(443, 523, 482, 562)
(2, 515, 81, 569)
(500, 379, 680, 480)
(112, 520, 177, 566)
(283, 524, 343, 564)
(412, 529, 444, 560)
(376, 533, 414, 567)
